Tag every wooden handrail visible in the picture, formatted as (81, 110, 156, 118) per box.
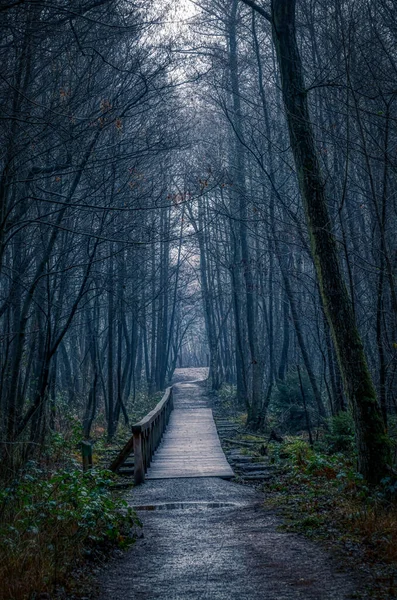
(132, 387, 173, 432)
(109, 386, 174, 485)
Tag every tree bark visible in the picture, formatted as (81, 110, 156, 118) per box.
(269, 0, 390, 482)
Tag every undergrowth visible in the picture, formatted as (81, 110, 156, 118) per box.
(265, 437, 397, 598)
(0, 388, 164, 599)
(0, 413, 145, 600)
(213, 381, 397, 598)
(0, 461, 139, 599)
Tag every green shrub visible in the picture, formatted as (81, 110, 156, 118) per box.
(271, 370, 317, 433)
(326, 411, 355, 453)
(281, 438, 314, 465)
(274, 437, 350, 482)
(0, 464, 139, 599)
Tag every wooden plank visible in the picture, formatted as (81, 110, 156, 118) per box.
(147, 471, 234, 480)
(110, 380, 234, 482)
(146, 408, 234, 480)
(133, 429, 145, 484)
(109, 435, 134, 473)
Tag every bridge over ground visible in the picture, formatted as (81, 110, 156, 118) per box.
(110, 368, 233, 482)
(101, 369, 357, 600)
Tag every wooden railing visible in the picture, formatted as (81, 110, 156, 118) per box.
(109, 387, 174, 485)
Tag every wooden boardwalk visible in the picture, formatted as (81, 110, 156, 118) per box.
(146, 380, 234, 480)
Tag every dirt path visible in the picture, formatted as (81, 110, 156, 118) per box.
(98, 369, 358, 599)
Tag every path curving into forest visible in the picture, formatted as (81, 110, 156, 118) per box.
(98, 368, 357, 600)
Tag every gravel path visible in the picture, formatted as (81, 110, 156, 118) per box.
(98, 369, 358, 600)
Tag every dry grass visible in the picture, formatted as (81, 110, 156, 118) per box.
(0, 525, 83, 599)
(345, 503, 397, 564)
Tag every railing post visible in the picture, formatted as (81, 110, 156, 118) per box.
(81, 440, 93, 472)
(133, 428, 145, 485)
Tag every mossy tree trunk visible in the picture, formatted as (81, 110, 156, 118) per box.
(240, 0, 390, 482)
(270, 0, 390, 483)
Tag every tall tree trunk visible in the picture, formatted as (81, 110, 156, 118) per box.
(107, 251, 115, 440)
(267, 0, 390, 482)
(229, 0, 263, 428)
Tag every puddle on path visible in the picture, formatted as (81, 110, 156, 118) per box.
(132, 501, 243, 511)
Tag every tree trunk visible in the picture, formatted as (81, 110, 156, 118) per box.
(229, 0, 263, 427)
(270, 0, 390, 482)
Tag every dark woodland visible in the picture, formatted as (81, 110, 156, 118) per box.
(1, 0, 397, 598)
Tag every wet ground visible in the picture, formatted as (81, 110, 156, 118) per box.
(98, 369, 358, 600)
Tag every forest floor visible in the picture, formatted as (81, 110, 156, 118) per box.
(93, 369, 365, 600)
(211, 385, 397, 600)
